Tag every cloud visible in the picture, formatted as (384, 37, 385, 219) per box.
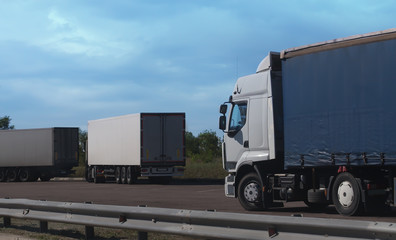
(36, 8, 139, 62)
(2, 0, 396, 135)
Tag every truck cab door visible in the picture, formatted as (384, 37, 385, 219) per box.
(224, 102, 249, 170)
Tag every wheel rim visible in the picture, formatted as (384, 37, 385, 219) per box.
(116, 167, 121, 183)
(244, 182, 260, 202)
(337, 181, 354, 208)
(19, 169, 28, 181)
(127, 167, 131, 183)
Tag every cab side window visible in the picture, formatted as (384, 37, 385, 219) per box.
(229, 103, 247, 132)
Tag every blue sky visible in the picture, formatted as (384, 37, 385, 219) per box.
(1, 1, 395, 136)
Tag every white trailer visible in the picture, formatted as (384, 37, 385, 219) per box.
(86, 113, 185, 184)
(0, 128, 79, 182)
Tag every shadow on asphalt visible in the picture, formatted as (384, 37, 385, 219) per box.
(170, 178, 224, 185)
(87, 178, 225, 185)
(266, 204, 396, 218)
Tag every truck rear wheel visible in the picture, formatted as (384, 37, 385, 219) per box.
(6, 168, 18, 182)
(115, 167, 121, 184)
(18, 168, 31, 182)
(237, 173, 264, 211)
(0, 169, 5, 182)
(126, 167, 136, 184)
(332, 172, 362, 216)
(121, 167, 127, 184)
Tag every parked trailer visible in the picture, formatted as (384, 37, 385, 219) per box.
(86, 113, 185, 184)
(219, 29, 396, 216)
(0, 128, 79, 182)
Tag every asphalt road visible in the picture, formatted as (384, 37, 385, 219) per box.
(1, 179, 396, 223)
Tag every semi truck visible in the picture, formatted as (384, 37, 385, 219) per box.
(219, 29, 396, 216)
(86, 113, 185, 184)
(0, 127, 79, 182)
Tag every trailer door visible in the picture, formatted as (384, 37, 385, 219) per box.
(141, 114, 162, 164)
(141, 113, 185, 166)
(163, 114, 185, 165)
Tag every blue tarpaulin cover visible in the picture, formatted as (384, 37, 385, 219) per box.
(282, 38, 396, 168)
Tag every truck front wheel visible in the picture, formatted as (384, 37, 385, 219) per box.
(332, 172, 362, 216)
(237, 173, 264, 211)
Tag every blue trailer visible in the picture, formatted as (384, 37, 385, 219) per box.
(219, 29, 396, 216)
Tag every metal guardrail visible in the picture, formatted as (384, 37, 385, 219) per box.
(0, 198, 395, 240)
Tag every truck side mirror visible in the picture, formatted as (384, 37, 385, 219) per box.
(219, 104, 228, 114)
(219, 116, 226, 130)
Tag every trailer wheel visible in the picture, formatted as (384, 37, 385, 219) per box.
(121, 167, 127, 184)
(0, 169, 5, 182)
(85, 166, 93, 182)
(6, 168, 18, 182)
(115, 167, 121, 184)
(237, 172, 264, 211)
(126, 167, 136, 184)
(18, 168, 31, 182)
(332, 172, 362, 216)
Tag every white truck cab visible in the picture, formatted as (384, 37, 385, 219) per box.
(220, 52, 282, 199)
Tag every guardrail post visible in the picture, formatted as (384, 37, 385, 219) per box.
(83, 201, 95, 240)
(40, 221, 48, 232)
(138, 231, 148, 240)
(3, 217, 11, 227)
(85, 225, 94, 240)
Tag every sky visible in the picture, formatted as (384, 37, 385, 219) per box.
(1, 0, 395, 136)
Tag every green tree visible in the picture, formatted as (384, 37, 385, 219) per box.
(0, 116, 15, 130)
(79, 129, 87, 165)
(197, 130, 221, 162)
(185, 130, 222, 162)
(185, 131, 199, 157)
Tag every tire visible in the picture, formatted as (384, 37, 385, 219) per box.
(18, 168, 31, 182)
(6, 168, 18, 182)
(0, 169, 5, 182)
(115, 167, 121, 184)
(237, 172, 265, 211)
(126, 167, 136, 184)
(85, 166, 93, 182)
(332, 172, 362, 216)
(121, 167, 127, 184)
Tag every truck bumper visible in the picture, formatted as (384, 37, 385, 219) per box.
(225, 174, 236, 198)
(141, 166, 184, 177)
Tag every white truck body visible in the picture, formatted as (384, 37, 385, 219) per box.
(0, 128, 79, 182)
(88, 114, 141, 166)
(0, 128, 54, 167)
(87, 113, 185, 184)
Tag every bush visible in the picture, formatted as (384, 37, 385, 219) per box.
(186, 130, 221, 163)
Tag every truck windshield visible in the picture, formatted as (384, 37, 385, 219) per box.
(229, 103, 247, 132)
